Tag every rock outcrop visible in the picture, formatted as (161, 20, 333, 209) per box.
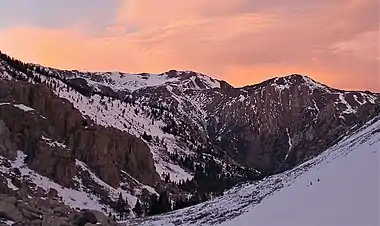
(0, 119, 17, 160)
(73, 210, 112, 226)
(0, 80, 160, 188)
(210, 75, 380, 174)
(0, 193, 116, 226)
(0, 51, 379, 221)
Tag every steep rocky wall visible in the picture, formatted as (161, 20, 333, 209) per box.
(0, 119, 17, 161)
(211, 76, 380, 174)
(0, 80, 160, 188)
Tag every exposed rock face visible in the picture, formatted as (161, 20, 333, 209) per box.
(0, 197, 23, 222)
(0, 119, 17, 161)
(0, 193, 116, 225)
(4, 56, 378, 179)
(120, 72, 379, 177)
(0, 80, 159, 188)
(209, 75, 380, 174)
(74, 210, 112, 226)
(68, 126, 158, 187)
(3, 51, 378, 181)
(0, 51, 379, 220)
(125, 73, 379, 176)
(29, 142, 77, 187)
(0, 175, 14, 196)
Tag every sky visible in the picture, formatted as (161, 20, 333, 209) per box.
(0, 0, 379, 92)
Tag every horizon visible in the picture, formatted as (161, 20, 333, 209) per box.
(0, 49, 378, 93)
(0, 1, 379, 92)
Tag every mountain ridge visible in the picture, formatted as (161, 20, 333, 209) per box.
(3, 50, 377, 93)
(0, 50, 379, 223)
(126, 111, 380, 226)
(1, 50, 379, 175)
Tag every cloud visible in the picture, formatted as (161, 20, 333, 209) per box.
(331, 31, 380, 61)
(0, 0, 378, 91)
(0, 0, 121, 33)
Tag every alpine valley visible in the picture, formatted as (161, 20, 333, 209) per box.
(0, 51, 379, 225)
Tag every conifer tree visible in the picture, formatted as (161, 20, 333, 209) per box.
(133, 200, 143, 217)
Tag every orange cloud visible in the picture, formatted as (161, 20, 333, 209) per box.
(0, 0, 378, 92)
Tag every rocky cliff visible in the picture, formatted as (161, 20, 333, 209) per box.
(0, 78, 160, 216)
(209, 75, 380, 174)
(0, 80, 160, 187)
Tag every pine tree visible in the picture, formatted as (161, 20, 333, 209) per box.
(133, 200, 143, 217)
(116, 193, 130, 220)
(157, 191, 171, 213)
(164, 173, 170, 183)
(116, 193, 124, 214)
(148, 194, 159, 215)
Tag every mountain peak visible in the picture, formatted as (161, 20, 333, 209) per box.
(241, 74, 329, 93)
(277, 73, 321, 85)
(87, 69, 222, 92)
(269, 74, 328, 92)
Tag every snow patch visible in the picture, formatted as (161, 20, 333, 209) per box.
(338, 93, 356, 114)
(284, 128, 292, 160)
(75, 159, 138, 207)
(13, 104, 35, 112)
(41, 136, 67, 149)
(6, 178, 18, 191)
(4, 151, 114, 213)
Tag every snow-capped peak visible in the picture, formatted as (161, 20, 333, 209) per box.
(161, 70, 221, 90)
(271, 74, 329, 91)
(36, 67, 221, 92)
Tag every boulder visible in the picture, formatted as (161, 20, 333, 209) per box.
(18, 203, 44, 215)
(28, 219, 42, 225)
(0, 193, 81, 225)
(35, 186, 45, 197)
(47, 188, 58, 199)
(84, 223, 97, 226)
(16, 184, 28, 198)
(1, 196, 16, 205)
(57, 216, 71, 226)
(53, 206, 69, 215)
(41, 214, 70, 226)
(0, 179, 11, 195)
(48, 198, 60, 208)
(0, 221, 13, 226)
(0, 200, 22, 222)
(74, 209, 111, 226)
(21, 208, 41, 220)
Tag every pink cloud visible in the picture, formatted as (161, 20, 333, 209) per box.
(0, 0, 378, 91)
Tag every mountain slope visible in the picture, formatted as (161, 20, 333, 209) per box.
(2, 51, 378, 179)
(222, 116, 379, 226)
(207, 74, 379, 173)
(127, 113, 380, 225)
(0, 79, 159, 217)
(0, 50, 379, 220)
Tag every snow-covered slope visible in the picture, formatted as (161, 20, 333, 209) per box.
(51, 77, 194, 182)
(35, 67, 221, 92)
(222, 119, 380, 226)
(127, 114, 380, 226)
(0, 151, 124, 213)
